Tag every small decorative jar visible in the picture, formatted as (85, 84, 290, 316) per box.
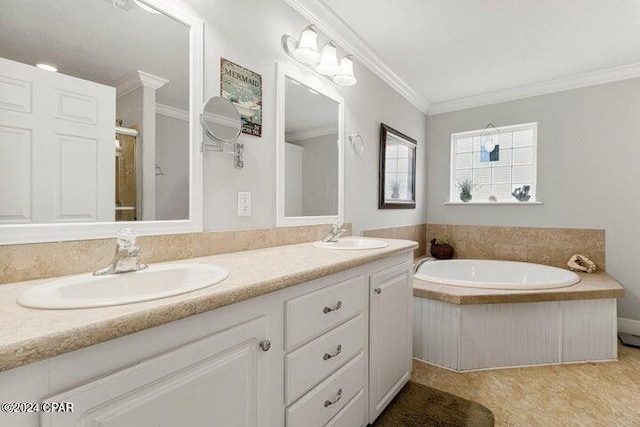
(430, 238, 454, 259)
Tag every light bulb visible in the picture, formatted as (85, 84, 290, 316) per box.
(293, 26, 320, 65)
(36, 63, 57, 72)
(316, 42, 340, 76)
(333, 55, 357, 86)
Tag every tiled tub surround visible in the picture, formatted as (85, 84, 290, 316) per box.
(0, 223, 352, 285)
(425, 224, 605, 270)
(363, 223, 426, 258)
(0, 237, 416, 372)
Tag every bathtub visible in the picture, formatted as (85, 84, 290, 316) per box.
(412, 259, 618, 372)
(414, 259, 580, 290)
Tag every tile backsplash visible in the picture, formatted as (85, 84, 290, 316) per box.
(425, 224, 605, 270)
(0, 223, 352, 285)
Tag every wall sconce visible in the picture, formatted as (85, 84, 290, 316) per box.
(281, 25, 357, 87)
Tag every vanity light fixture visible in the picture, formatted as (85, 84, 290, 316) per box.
(36, 63, 57, 72)
(281, 25, 358, 87)
(316, 42, 340, 76)
(333, 55, 357, 87)
(292, 25, 321, 65)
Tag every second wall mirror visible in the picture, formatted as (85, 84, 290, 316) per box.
(275, 62, 345, 227)
(379, 123, 417, 209)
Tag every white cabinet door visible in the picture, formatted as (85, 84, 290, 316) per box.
(368, 262, 413, 422)
(42, 316, 270, 427)
(0, 57, 115, 224)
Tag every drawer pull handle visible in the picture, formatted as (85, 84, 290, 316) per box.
(324, 388, 343, 408)
(323, 301, 342, 314)
(374, 287, 382, 295)
(323, 344, 342, 361)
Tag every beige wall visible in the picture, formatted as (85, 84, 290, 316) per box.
(425, 77, 640, 322)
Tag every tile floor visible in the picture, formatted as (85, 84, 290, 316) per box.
(411, 343, 640, 426)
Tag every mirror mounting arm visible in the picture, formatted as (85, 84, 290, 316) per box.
(202, 140, 244, 169)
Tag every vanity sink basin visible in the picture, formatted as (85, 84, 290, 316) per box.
(17, 263, 229, 310)
(312, 238, 389, 250)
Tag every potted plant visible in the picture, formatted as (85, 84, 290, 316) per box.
(390, 181, 401, 199)
(430, 235, 454, 259)
(456, 179, 476, 202)
(512, 185, 531, 202)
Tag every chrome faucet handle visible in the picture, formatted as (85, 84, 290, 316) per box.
(116, 228, 137, 250)
(93, 228, 146, 276)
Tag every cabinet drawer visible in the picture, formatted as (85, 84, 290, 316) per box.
(325, 390, 365, 427)
(286, 275, 365, 351)
(286, 314, 364, 404)
(286, 352, 365, 427)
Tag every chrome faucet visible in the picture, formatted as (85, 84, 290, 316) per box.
(93, 228, 148, 276)
(322, 222, 348, 243)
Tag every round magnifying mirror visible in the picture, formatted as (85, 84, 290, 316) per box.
(201, 96, 242, 143)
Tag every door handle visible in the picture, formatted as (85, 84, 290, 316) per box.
(374, 287, 382, 295)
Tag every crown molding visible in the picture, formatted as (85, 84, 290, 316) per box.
(282, 0, 431, 114)
(429, 62, 640, 115)
(155, 103, 189, 121)
(285, 124, 338, 143)
(116, 70, 169, 98)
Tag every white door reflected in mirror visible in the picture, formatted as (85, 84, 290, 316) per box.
(0, 0, 192, 225)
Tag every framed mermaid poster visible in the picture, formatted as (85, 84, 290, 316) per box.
(220, 58, 263, 137)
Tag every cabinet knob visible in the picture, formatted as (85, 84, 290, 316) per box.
(374, 287, 382, 294)
(323, 300, 342, 314)
(259, 340, 271, 352)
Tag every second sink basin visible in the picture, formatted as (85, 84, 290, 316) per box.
(312, 237, 389, 250)
(17, 263, 229, 310)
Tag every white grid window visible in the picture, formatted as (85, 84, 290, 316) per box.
(450, 123, 537, 203)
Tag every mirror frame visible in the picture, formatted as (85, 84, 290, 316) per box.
(275, 62, 345, 227)
(0, 0, 204, 244)
(378, 123, 417, 209)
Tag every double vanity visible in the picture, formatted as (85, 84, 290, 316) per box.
(0, 237, 416, 427)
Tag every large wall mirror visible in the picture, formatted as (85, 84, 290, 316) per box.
(276, 63, 344, 227)
(0, 0, 203, 243)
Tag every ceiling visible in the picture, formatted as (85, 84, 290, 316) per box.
(322, 0, 640, 112)
(0, 0, 189, 110)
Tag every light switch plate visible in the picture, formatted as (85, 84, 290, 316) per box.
(238, 192, 251, 216)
